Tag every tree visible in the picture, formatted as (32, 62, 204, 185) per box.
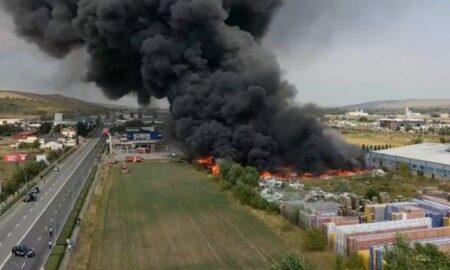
(53, 124, 66, 133)
(365, 187, 380, 201)
(398, 163, 412, 178)
(384, 236, 450, 270)
(32, 140, 40, 149)
(271, 252, 313, 270)
(303, 229, 327, 251)
(0, 124, 23, 136)
(336, 180, 350, 193)
(38, 122, 52, 135)
(359, 117, 368, 122)
(224, 163, 244, 185)
(77, 122, 88, 137)
(232, 183, 257, 206)
(238, 166, 259, 187)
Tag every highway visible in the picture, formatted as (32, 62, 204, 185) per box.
(0, 137, 102, 270)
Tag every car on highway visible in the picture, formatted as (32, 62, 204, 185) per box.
(23, 194, 37, 203)
(30, 186, 40, 194)
(53, 166, 60, 172)
(12, 245, 35, 258)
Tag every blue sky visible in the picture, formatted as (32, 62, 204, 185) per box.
(1, 1, 450, 107)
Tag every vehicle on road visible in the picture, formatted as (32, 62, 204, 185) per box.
(30, 186, 40, 194)
(23, 194, 37, 203)
(12, 245, 35, 258)
(53, 166, 59, 172)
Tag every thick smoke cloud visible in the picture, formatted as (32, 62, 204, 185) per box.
(1, 0, 363, 173)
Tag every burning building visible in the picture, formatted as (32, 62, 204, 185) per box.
(1, 0, 363, 173)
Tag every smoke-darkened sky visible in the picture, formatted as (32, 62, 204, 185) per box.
(1, 0, 450, 107)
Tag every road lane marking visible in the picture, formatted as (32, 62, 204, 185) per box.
(0, 139, 99, 270)
(49, 187, 52, 191)
(50, 218, 53, 222)
(44, 227, 48, 231)
(15, 224, 19, 228)
(62, 198, 66, 202)
(38, 236, 42, 242)
(45, 192, 48, 195)
(29, 208, 32, 212)
(7, 233, 11, 238)
(54, 211, 58, 215)
(21, 262, 25, 269)
(22, 216, 26, 220)
(58, 204, 62, 208)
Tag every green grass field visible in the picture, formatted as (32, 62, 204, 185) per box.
(0, 161, 18, 182)
(80, 162, 299, 270)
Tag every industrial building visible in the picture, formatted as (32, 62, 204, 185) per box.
(379, 118, 426, 130)
(367, 143, 450, 179)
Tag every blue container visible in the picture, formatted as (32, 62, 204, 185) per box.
(376, 249, 384, 270)
(425, 212, 443, 227)
(369, 246, 375, 270)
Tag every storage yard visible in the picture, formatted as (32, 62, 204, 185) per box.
(71, 162, 305, 270)
(262, 169, 450, 270)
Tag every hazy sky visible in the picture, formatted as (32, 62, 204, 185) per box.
(1, 0, 450, 107)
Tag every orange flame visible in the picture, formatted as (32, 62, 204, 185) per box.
(260, 168, 366, 181)
(196, 156, 220, 176)
(212, 164, 221, 176)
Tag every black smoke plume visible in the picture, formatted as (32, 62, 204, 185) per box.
(1, 0, 363, 173)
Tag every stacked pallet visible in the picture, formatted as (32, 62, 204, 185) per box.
(347, 226, 450, 255)
(327, 218, 432, 255)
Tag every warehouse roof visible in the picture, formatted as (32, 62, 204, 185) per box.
(374, 143, 450, 166)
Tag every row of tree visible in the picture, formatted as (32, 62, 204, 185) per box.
(217, 160, 279, 213)
(2, 149, 68, 201)
(0, 124, 23, 137)
(2, 161, 46, 201)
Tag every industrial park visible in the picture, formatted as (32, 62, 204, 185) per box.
(2, 0, 450, 270)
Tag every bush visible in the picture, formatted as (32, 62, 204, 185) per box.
(225, 163, 245, 185)
(232, 183, 257, 206)
(365, 187, 380, 201)
(272, 252, 313, 270)
(303, 229, 327, 251)
(335, 256, 344, 270)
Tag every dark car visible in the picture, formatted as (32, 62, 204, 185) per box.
(12, 245, 35, 258)
(23, 194, 37, 203)
(30, 187, 40, 194)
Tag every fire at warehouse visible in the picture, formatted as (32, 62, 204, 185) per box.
(1, 0, 364, 173)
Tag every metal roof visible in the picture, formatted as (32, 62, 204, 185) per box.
(374, 143, 450, 166)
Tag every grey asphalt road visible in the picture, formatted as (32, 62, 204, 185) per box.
(0, 137, 103, 270)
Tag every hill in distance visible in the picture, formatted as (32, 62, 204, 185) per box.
(0, 90, 114, 119)
(342, 99, 450, 110)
